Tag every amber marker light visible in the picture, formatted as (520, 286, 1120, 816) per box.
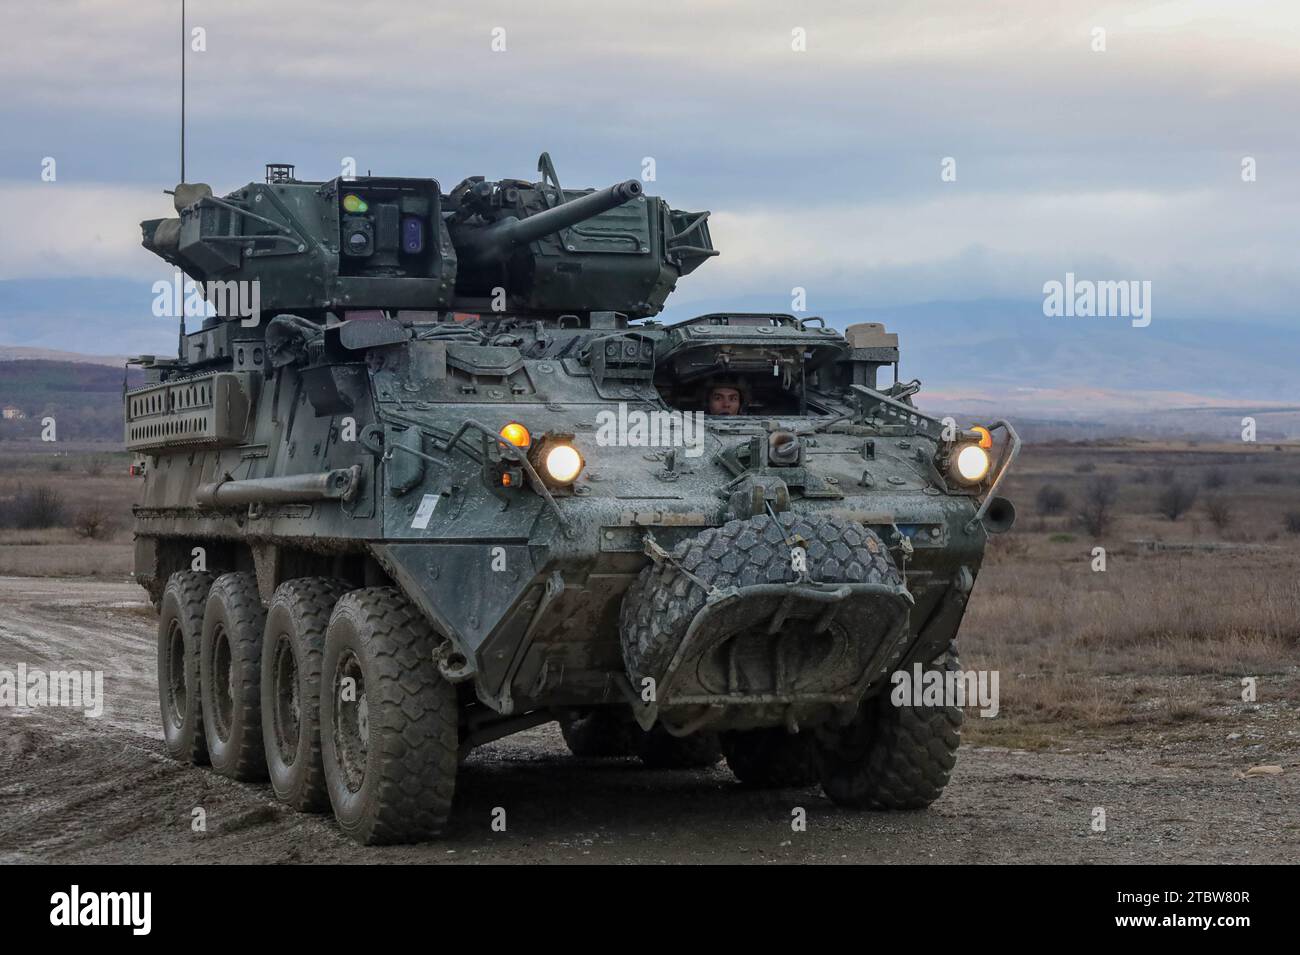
(971, 425, 993, 450)
(500, 422, 531, 448)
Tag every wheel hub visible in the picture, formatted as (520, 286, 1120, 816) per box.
(333, 651, 368, 793)
(272, 634, 300, 764)
(211, 624, 234, 742)
(165, 619, 186, 728)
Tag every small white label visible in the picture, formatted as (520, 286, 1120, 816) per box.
(411, 493, 439, 529)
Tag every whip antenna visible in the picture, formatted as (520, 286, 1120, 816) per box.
(180, 0, 186, 183)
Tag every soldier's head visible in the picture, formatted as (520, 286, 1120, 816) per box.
(705, 377, 746, 415)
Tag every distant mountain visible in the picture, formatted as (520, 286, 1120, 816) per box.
(0, 345, 127, 366)
(0, 360, 144, 442)
(3, 278, 1298, 436)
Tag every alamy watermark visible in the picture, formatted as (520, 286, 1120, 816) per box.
(890, 663, 999, 717)
(152, 272, 261, 327)
(49, 886, 150, 935)
(1042, 272, 1151, 328)
(595, 403, 705, 458)
(0, 663, 104, 717)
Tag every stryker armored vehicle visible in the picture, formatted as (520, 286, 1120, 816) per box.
(129, 154, 1017, 844)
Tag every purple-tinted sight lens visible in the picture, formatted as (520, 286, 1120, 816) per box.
(402, 216, 424, 254)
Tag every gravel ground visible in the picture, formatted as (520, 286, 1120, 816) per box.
(1, 576, 1296, 864)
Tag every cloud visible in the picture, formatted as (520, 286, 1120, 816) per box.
(0, 181, 174, 280)
(680, 184, 1300, 317)
(0, 0, 1297, 320)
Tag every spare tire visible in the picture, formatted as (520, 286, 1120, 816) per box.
(620, 513, 902, 695)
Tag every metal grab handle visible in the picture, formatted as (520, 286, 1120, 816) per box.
(364, 418, 570, 531)
(196, 194, 293, 234)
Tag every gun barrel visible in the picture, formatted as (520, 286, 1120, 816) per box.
(457, 179, 644, 266)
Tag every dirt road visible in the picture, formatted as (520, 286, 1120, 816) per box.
(1, 576, 1296, 864)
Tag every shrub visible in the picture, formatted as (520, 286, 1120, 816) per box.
(28, 485, 66, 528)
(1203, 468, 1227, 489)
(1203, 495, 1233, 532)
(1035, 483, 1068, 515)
(73, 506, 114, 540)
(0, 484, 66, 529)
(1285, 512, 1300, 535)
(1157, 481, 1198, 521)
(1076, 476, 1119, 538)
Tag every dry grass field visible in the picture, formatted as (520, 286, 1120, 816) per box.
(2, 438, 1298, 752)
(960, 440, 1300, 751)
(0, 444, 138, 577)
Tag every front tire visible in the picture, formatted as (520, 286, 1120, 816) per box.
(261, 578, 349, 812)
(816, 643, 963, 809)
(321, 588, 458, 845)
(199, 572, 268, 781)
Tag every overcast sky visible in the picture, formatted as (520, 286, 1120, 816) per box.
(1, 0, 1296, 324)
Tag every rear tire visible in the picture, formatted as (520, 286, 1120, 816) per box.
(721, 727, 818, 787)
(261, 577, 349, 812)
(157, 571, 213, 765)
(816, 643, 963, 809)
(321, 588, 458, 845)
(199, 572, 268, 781)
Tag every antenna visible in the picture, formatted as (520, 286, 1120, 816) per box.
(180, 0, 186, 184)
(178, 0, 186, 359)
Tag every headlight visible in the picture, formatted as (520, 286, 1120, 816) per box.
(954, 444, 991, 483)
(543, 444, 583, 483)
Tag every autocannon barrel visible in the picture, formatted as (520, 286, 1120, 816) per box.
(455, 179, 644, 267)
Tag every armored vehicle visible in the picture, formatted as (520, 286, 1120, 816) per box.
(128, 154, 1017, 844)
